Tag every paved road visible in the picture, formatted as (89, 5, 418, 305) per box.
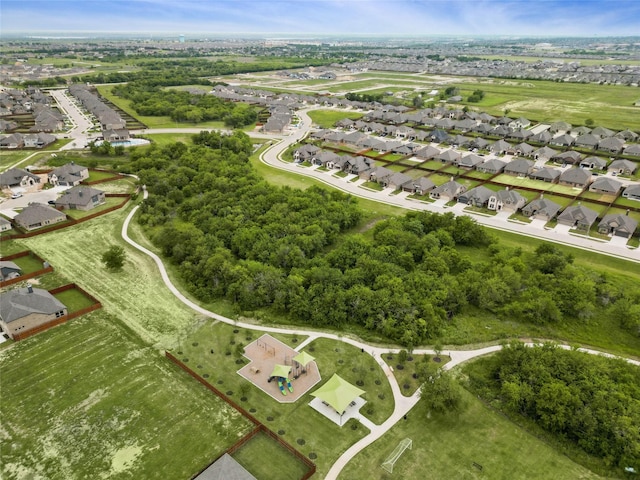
(49, 88, 98, 150)
(259, 108, 640, 264)
(123, 190, 639, 480)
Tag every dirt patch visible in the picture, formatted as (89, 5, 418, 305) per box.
(111, 445, 143, 474)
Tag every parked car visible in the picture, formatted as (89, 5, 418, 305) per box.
(48, 200, 56, 205)
(11, 192, 22, 199)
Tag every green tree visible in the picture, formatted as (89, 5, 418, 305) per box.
(585, 118, 594, 127)
(419, 370, 464, 415)
(102, 245, 126, 271)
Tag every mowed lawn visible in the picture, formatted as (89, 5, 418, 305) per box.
(0, 312, 252, 480)
(19, 205, 198, 347)
(339, 386, 600, 480)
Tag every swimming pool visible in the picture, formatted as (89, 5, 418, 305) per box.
(94, 138, 150, 148)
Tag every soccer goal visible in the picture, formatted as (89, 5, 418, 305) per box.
(381, 438, 412, 474)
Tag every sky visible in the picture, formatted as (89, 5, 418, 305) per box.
(2, 0, 640, 37)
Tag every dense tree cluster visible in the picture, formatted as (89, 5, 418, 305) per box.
(112, 84, 257, 126)
(129, 134, 633, 346)
(345, 92, 384, 103)
(465, 342, 640, 467)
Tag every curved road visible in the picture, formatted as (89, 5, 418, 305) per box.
(259, 108, 640, 264)
(123, 190, 639, 480)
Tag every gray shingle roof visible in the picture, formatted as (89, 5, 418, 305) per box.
(194, 453, 257, 480)
(0, 287, 66, 324)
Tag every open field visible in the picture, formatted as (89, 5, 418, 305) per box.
(16, 205, 198, 347)
(0, 311, 252, 480)
(339, 386, 601, 480)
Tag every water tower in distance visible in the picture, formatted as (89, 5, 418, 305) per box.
(179, 34, 185, 43)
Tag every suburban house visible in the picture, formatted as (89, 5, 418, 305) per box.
(0, 261, 21, 281)
(0, 285, 67, 339)
(344, 156, 374, 175)
(487, 189, 526, 212)
(549, 121, 571, 133)
(414, 145, 440, 160)
(608, 159, 637, 176)
(522, 197, 561, 220)
(591, 126, 615, 138)
(402, 177, 435, 195)
(514, 142, 535, 156)
(14, 203, 66, 231)
(529, 167, 560, 183)
(557, 205, 599, 231)
(455, 154, 484, 169)
(23, 133, 56, 148)
(0, 217, 12, 232)
(0, 168, 41, 191)
(551, 150, 582, 165)
(622, 185, 640, 201)
(458, 185, 493, 207)
(383, 172, 413, 190)
(533, 146, 558, 161)
(559, 168, 592, 188)
(436, 149, 461, 164)
(365, 166, 394, 183)
(623, 144, 640, 156)
(530, 131, 552, 144)
(597, 137, 624, 154)
(48, 162, 89, 186)
(550, 134, 575, 147)
(54, 186, 106, 211)
(476, 158, 506, 174)
(312, 151, 339, 167)
(589, 177, 623, 195)
(490, 139, 511, 155)
(293, 144, 321, 162)
(598, 214, 638, 239)
(574, 134, 600, 149)
(102, 129, 130, 142)
(430, 180, 466, 201)
(579, 156, 608, 170)
(504, 158, 533, 176)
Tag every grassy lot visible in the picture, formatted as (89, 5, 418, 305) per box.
(16, 205, 198, 347)
(88, 178, 137, 194)
(8, 252, 46, 274)
(384, 353, 447, 397)
(64, 197, 128, 220)
(232, 431, 310, 480)
(427, 173, 453, 186)
(361, 181, 384, 191)
(86, 170, 121, 182)
(307, 110, 364, 129)
(173, 324, 389, 479)
(0, 311, 252, 480)
(52, 287, 97, 312)
(540, 194, 575, 208)
(339, 385, 601, 480)
(140, 132, 196, 146)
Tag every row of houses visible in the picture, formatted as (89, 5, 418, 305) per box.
(294, 145, 640, 237)
(67, 84, 129, 141)
(340, 114, 640, 157)
(0, 162, 90, 192)
(308, 128, 639, 177)
(4, 186, 106, 232)
(0, 87, 66, 133)
(0, 132, 57, 149)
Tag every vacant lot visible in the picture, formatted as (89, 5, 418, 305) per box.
(339, 386, 600, 480)
(0, 311, 252, 479)
(19, 205, 198, 347)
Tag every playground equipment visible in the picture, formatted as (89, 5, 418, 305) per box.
(256, 337, 276, 357)
(277, 379, 287, 396)
(381, 438, 412, 474)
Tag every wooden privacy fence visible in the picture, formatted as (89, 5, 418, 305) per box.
(166, 352, 316, 480)
(12, 283, 102, 341)
(3, 193, 132, 240)
(0, 250, 53, 288)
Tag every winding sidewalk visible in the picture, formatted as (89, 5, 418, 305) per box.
(122, 191, 638, 480)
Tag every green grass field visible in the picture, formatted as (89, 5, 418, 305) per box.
(307, 110, 364, 129)
(339, 386, 600, 480)
(0, 311, 252, 480)
(16, 205, 198, 347)
(232, 431, 310, 480)
(53, 287, 96, 312)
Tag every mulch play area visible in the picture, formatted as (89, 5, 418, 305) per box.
(238, 334, 321, 403)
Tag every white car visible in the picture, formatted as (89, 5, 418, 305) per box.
(11, 192, 23, 199)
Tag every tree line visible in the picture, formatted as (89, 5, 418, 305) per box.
(125, 132, 639, 347)
(464, 342, 640, 469)
(112, 84, 257, 126)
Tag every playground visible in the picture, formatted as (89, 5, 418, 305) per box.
(238, 333, 321, 403)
